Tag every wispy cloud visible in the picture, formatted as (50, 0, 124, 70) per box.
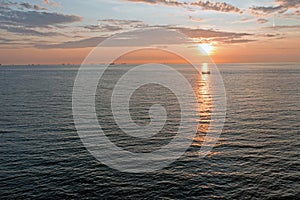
(19, 2, 47, 10)
(43, 0, 61, 7)
(1, 1, 48, 10)
(19, 2, 34, 9)
(174, 27, 251, 38)
(36, 23, 254, 49)
(83, 19, 146, 32)
(191, 1, 242, 13)
(0, 25, 64, 37)
(35, 28, 193, 49)
(231, 17, 255, 24)
(222, 39, 256, 44)
(126, 0, 242, 13)
(33, 4, 48, 10)
(261, 33, 281, 37)
(126, 0, 187, 7)
(0, 1, 82, 41)
(250, 6, 285, 15)
(0, 8, 82, 27)
(35, 37, 107, 48)
(98, 19, 145, 25)
(0, 1, 18, 8)
(257, 18, 269, 24)
(83, 24, 123, 32)
(189, 16, 205, 22)
(265, 25, 300, 29)
(0, 37, 15, 43)
(249, 0, 300, 15)
(277, 0, 300, 9)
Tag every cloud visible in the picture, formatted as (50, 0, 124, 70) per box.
(257, 18, 269, 24)
(174, 27, 251, 38)
(231, 17, 255, 24)
(0, 37, 14, 43)
(0, 25, 64, 37)
(35, 37, 108, 49)
(43, 0, 61, 7)
(19, 2, 32, 9)
(191, 1, 242, 13)
(174, 27, 255, 44)
(125, 0, 242, 13)
(277, 0, 300, 8)
(189, 16, 205, 22)
(0, 1, 48, 10)
(240, 17, 252, 21)
(262, 33, 281, 37)
(203, 36, 256, 44)
(33, 5, 48, 10)
(35, 28, 188, 48)
(98, 19, 144, 25)
(19, 2, 48, 10)
(0, 9, 82, 27)
(223, 39, 256, 44)
(36, 25, 254, 49)
(83, 24, 123, 32)
(265, 25, 300, 29)
(0, 1, 17, 8)
(125, 0, 187, 7)
(250, 6, 285, 14)
(83, 19, 146, 32)
(0, 3, 82, 41)
(249, 0, 300, 15)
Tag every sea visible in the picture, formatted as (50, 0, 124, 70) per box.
(0, 63, 299, 199)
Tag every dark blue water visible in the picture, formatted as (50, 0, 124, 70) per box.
(0, 63, 299, 199)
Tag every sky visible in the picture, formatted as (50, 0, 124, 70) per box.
(0, 0, 299, 64)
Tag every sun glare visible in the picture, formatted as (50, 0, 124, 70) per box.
(198, 43, 215, 55)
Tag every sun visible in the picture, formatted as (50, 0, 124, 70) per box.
(198, 43, 215, 55)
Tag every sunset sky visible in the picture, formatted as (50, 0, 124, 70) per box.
(0, 0, 299, 64)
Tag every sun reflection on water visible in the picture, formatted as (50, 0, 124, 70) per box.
(191, 63, 213, 150)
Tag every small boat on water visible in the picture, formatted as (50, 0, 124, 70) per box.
(202, 71, 210, 74)
(201, 63, 210, 74)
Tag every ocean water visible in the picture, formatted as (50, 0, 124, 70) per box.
(0, 63, 299, 199)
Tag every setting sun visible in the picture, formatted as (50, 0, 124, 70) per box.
(198, 43, 215, 55)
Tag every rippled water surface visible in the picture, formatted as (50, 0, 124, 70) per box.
(0, 63, 299, 199)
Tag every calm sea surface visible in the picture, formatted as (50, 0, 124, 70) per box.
(0, 63, 299, 199)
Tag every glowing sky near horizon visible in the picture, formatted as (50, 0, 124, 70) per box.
(0, 0, 299, 64)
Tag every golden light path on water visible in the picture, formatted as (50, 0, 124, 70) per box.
(190, 63, 221, 158)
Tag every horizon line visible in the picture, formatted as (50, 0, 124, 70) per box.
(1, 61, 300, 66)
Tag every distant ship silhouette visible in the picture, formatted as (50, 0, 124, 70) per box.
(202, 71, 210, 74)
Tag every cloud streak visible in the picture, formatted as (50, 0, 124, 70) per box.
(174, 27, 251, 38)
(126, 0, 242, 13)
(0, 25, 64, 37)
(265, 25, 300, 29)
(126, 0, 187, 7)
(1, 1, 48, 10)
(249, 0, 300, 15)
(36, 24, 254, 49)
(0, 2, 82, 41)
(35, 37, 107, 49)
(19, 2, 47, 10)
(191, 1, 242, 13)
(0, 8, 82, 27)
(83, 24, 123, 32)
(250, 6, 285, 15)
(83, 19, 146, 32)
(43, 0, 61, 7)
(277, 0, 300, 8)
(257, 18, 269, 24)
